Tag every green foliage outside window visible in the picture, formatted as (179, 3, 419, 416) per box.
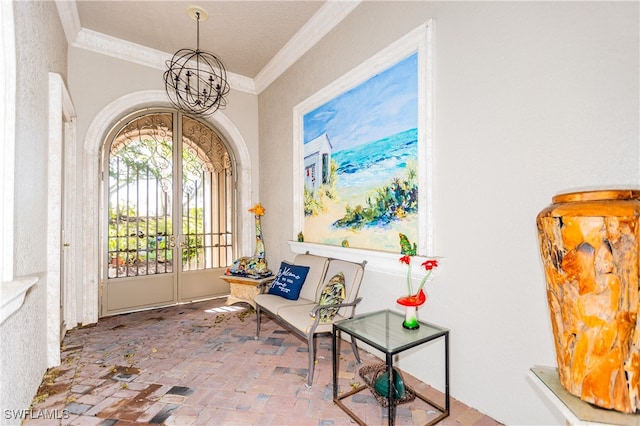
(108, 136, 209, 267)
(107, 205, 206, 266)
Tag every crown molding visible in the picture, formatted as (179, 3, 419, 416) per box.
(72, 28, 256, 94)
(74, 28, 164, 68)
(56, 0, 360, 95)
(253, 0, 362, 93)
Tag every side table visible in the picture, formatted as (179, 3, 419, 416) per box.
(220, 274, 274, 308)
(333, 309, 449, 426)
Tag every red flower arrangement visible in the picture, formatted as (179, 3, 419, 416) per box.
(397, 233, 438, 307)
(397, 256, 438, 307)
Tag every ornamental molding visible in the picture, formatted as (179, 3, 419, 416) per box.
(73, 28, 256, 95)
(55, 0, 361, 95)
(253, 0, 362, 93)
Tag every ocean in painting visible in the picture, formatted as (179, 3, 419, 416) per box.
(332, 128, 418, 199)
(303, 127, 419, 252)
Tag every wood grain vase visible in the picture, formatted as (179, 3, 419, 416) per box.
(537, 189, 640, 413)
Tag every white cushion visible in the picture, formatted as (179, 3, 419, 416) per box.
(277, 303, 346, 335)
(255, 255, 365, 334)
(291, 254, 329, 301)
(254, 294, 314, 315)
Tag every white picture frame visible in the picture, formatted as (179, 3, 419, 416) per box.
(292, 20, 435, 260)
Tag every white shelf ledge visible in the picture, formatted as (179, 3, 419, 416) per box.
(287, 241, 443, 279)
(1, 276, 39, 325)
(529, 366, 640, 426)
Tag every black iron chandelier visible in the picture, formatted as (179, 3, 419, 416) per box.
(164, 6, 230, 116)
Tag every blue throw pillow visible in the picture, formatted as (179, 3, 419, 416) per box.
(267, 262, 310, 300)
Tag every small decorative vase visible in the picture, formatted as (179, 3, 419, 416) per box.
(397, 289, 427, 330)
(402, 306, 419, 330)
(374, 367, 407, 399)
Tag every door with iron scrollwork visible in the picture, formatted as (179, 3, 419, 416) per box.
(102, 110, 235, 316)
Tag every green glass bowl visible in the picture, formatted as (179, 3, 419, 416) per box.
(374, 368, 406, 399)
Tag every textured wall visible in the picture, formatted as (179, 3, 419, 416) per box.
(0, 278, 45, 425)
(13, 1, 67, 276)
(258, 2, 639, 424)
(1, 0, 67, 423)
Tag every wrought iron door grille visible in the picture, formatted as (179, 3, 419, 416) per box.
(107, 112, 234, 279)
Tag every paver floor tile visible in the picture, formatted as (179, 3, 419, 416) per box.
(24, 298, 501, 425)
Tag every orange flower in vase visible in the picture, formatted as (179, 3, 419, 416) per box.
(249, 203, 265, 217)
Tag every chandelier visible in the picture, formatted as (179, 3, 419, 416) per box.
(164, 6, 230, 116)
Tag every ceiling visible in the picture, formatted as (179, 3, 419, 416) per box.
(70, 0, 339, 89)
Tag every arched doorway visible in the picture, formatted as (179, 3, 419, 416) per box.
(102, 109, 236, 316)
(81, 90, 253, 324)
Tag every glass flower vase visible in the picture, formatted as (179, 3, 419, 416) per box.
(402, 306, 419, 329)
(396, 289, 427, 330)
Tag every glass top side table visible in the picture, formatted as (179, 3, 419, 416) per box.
(332, 309, 449, 426)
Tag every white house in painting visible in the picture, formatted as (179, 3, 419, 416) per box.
(304, 133, 332, 192)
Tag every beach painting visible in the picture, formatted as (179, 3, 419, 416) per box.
(302, 52, 421, 252)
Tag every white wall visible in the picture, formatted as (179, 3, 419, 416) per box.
(0, 1, 67, 423)
(258, 2, 639, 424)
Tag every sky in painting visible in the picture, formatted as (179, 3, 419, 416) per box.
(303, 52, 418, 152)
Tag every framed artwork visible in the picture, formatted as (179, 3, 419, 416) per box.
(293, 21, 434, 256)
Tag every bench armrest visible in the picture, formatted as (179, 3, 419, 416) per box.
(309, 296, 362, 318)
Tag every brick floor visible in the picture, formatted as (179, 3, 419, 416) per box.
(22, 299, 502, 425)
